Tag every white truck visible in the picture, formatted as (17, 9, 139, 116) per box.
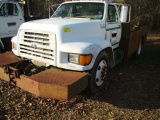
(0, 0, 24, 52)
(0, 0, 148, 100)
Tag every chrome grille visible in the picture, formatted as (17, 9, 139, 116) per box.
(23, 32, 50, 46)
(18, 30, 56, 66)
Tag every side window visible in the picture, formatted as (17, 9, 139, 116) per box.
(107, 5, 118, 23)
(13, 4, 19, 16)
(8, 3, 19, 16)
(0, 7, 3, 16)
(0, 3, 18, 16)
(0, 3, 7, 16)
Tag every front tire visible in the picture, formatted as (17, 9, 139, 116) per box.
(88, 52, 109, 94)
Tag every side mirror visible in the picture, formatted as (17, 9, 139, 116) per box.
(119, 5, 131, 23)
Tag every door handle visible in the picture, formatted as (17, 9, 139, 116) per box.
(8, 22, 16, 26)
(112, 33, 117, 37)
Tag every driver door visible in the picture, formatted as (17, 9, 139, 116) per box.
(106, 4, 121, 49)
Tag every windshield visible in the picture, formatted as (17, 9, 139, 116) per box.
(52, 2, 104, 20)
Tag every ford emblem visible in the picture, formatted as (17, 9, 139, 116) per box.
(31, 44, 37, 49)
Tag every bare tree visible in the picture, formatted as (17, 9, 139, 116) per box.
(126, 0, 160, 33)
(18, 0, 160, 32)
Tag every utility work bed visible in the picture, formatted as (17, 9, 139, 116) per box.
(0, 52, 89, 101)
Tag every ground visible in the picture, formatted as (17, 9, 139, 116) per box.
(0, 35, 160, 119)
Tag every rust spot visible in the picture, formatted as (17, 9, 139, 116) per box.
(29, 68, 88, 86)
(0, 52, 22, 66)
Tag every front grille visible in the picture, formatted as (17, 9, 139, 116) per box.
(23, 32, 50, 46)
(18, 30, 56, 66)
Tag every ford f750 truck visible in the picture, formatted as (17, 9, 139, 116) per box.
(0, 0, 148, 100)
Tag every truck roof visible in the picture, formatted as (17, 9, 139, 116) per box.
(64, 0, 110, 3)
(0, 0, 17, 3)
(64, 0, 125, 3)
(0, 0, 15, 1)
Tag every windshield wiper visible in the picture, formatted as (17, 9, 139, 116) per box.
(52, 15, 61, 18)
(72, 16, 91, 19)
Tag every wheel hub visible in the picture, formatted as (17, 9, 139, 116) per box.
(95, 60, 107, 87)
(101, 66, 107, 80)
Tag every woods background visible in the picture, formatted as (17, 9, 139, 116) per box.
(17, 0, 160, 33)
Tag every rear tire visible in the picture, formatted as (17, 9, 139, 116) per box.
(88, 52, 109, 94)
(134, 39, 142, 58)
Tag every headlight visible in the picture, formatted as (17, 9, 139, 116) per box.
(69, 53, 92, 65)
(12, 42, 17, 50)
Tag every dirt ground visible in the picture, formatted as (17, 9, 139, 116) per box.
(0, 36, 160, 119)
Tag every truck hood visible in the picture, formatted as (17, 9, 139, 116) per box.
(19, 17, 105, 44)
(19, 17, 104, 34)
(21, 17, 94, 26)
(19, 18, 105, 52)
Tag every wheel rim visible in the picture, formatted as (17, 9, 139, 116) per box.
(138, 41, 142, 55)
(95, 60, 107, 87)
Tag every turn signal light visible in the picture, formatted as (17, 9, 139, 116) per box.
(79, 54, 92, 65)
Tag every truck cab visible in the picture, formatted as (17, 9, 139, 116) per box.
(12, 0, 128, 69)
(0, 0, 24, 51)
(10, 0, 147, 95)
